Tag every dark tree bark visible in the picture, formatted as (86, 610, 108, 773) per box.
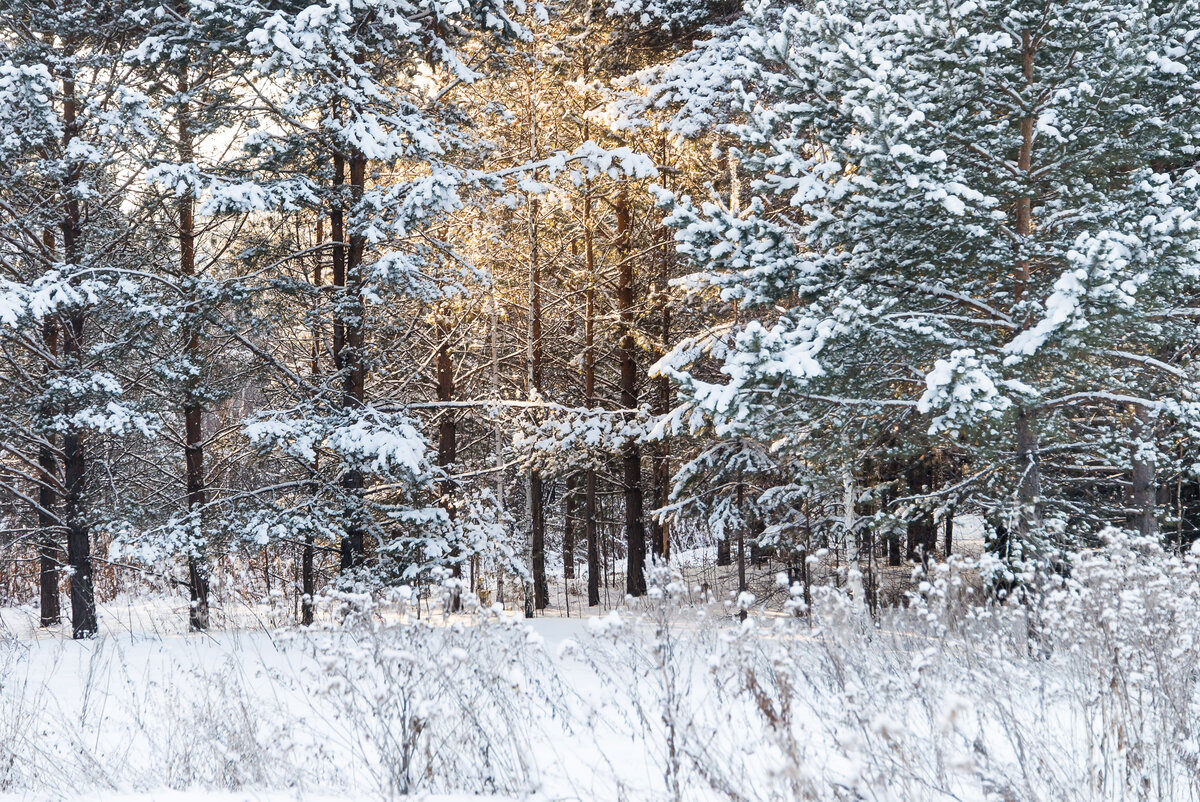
(717, 536, 731, 566)
(887, 530, 902, 567)
(61, 63, 95, 639)
(177, 66, 209, 631)
(877, 456, 901, 567)
(436, 310, 461, 610)
(736, 524, 747, 621)
(940, 453, 957, 558)
(302, 217, 324, 626)
(335, 137, 367, 570)
(650, 441, 670, 561)
(586, 470, 599, 606)
(583, 182, 600, 607)
(563, 474, 577, 579)
(37, 229, 60, 628)
(648, 136, 672, 562)
(63, 397, 93, 639)
(37, 392, 61, 627)
(525, 97, 548, 612)
(530, 473, 547, 609)
(615, 189, 646, 597)
(528, 201, 548, 609)
(1131, 406, 1157, 538)
(905, 455, 936, 562)
(1011, 31, 1042, 551)
(301, 532, 315, 625)
(750, 518, 768, 565)
(436, 317, 456, 473)
(944, 508, 955, 557)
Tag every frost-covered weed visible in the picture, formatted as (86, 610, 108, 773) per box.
(3, 538, 1200, 801)
(302, 586, 563, 799)
(710, 535, 1200, 801)
(0, 635, 41, 791)
(566, 561, 717, 801)
(571, 538, 1200, 801)
(1040, 533, 1200, 800)
(125, 654, 327, 791)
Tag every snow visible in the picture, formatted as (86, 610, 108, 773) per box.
(1, 538, 1192, 801)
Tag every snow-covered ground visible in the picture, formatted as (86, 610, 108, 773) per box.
(1, 534, 1197, 802)
(0, 594, 683, 802)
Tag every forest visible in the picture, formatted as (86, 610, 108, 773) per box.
(3, 0, 1200, 800)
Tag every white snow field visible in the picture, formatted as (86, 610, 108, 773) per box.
(1, 535, 1199, 802)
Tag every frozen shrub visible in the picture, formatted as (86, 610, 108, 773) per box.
(127, 655, 326, 791)
(304, 587, 562, 798)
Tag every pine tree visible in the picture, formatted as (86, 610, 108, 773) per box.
(651, 0, 1200, 560)
(0, 0, 169, 637)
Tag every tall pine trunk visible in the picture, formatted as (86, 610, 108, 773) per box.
(563, 474, 576, 579)
(527, 193, 547, 610)
(1012, 30, 1042, 549)
(436, 310, 459, 609)
(649, 141, 672, 561)
(615, 189, 646, 597)
(335, 135, 368, 570)
(489, 277, 505, 602)
(526, 85, 548, 612)
(177, 66, 209, 631)
(583, 183, 600, 607)
(61, 62, 95, 639)
(37, 229, 60, 627)
(302, 217, 324, 626)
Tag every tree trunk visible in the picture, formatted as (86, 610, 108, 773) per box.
(615, 189, 646, 597)
(37, 229, 60, 628)
(177, 67, 209, 631)
(184, 405, 208, 631)
(437, 311, 460, 609)
(530, 474, 547, 609)
(61, 64, 95, 639)
(527, 92, 548, 611)
(1011, 30, 1043, 553)
(490, 280, 505, 511)
(63, 402, 93, 639)
(302, 217, 323, 626)
(564, 474, 576, 579)
(489, 279, 504, 601)
(736, 524, 747, 621)
(1131, 406, 1157, 538)
(586, 470, 599, 607)
(337, 142, 367, 570)
(940, 453, 956, 558)
(436, 313, 457, 483)
(583, 180, 600, 607)
(750, 517, 768, 565)
(38, 411, 61, 628)
(301, 533, 315, 625)
(650, 163, 672, 561)
(887, 530, 902, 566)
(944, 507, 955, 557)
(527, 201, 547, 609)
(905, 455, 936, 563)
(883, 461, 901, 566)
(651, 436, 670, 561)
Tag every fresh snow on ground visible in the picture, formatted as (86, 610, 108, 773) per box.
(1, 535, 1197, 802)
